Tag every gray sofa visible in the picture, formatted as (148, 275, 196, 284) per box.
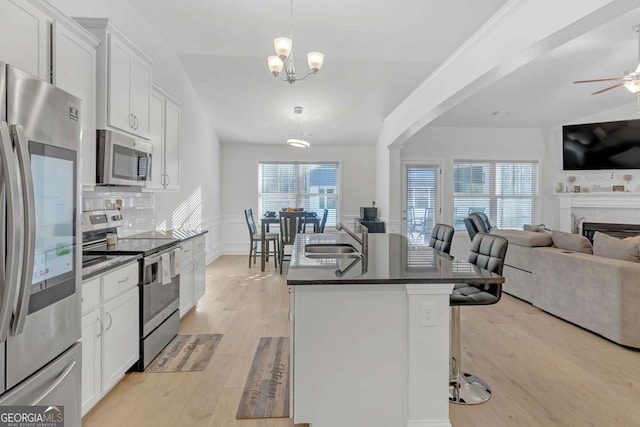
(491, 229, 640, 349)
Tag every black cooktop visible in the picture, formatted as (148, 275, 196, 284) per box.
(83, 237, 178, 257)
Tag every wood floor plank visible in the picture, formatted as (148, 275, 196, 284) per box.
(83, 255, 639, 427)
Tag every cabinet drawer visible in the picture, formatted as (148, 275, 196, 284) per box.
(102, 262, 139, 301)
(82, 277, 101, 314)
(192, 235, 206, 254)
(180, 240, 193, 260)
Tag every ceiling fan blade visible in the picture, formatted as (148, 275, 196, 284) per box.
(574, 77, 623, 83)
(591, 83, 625, 95)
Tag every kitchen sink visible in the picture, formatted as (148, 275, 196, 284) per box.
(304, 243, 362, 259)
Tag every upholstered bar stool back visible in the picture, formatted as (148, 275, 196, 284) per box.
(429, 223, 454, 254)
(449, 232, 508, 405)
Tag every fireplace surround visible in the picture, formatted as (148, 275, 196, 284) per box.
(581, 222, 640, 242)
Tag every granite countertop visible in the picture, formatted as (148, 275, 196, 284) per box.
(286, 232, 504, 286)
(128, 229, 208, 242)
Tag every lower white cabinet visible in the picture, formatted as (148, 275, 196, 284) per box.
(81, 261, 139, 417)
(179, 235, 207, 317)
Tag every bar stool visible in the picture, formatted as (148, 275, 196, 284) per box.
(449, 232, 508, 404)
(429, 223, 454, 253)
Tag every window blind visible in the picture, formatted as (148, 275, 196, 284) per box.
(258, 162, 340, 226)
(452, 160, 539, 230)
(405, 165, 438, 240)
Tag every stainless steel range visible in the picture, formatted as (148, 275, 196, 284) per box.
(81, 210, 182, 370)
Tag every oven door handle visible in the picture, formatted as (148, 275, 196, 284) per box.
(144, 245, 181, 267)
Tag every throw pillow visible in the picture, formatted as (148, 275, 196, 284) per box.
(551, 230, 593, 254)
(593, 231, 640, 263)
(523, 224, 546, 233)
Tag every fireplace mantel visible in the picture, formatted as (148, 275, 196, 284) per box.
(555, 192, 640, 231)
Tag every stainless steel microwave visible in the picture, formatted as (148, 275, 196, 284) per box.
(96, 129, 152, 186)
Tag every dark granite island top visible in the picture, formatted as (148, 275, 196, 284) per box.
(286, 232, 504, 286)
(287, 231, 504, 427)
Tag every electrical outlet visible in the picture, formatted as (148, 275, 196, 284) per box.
(420, 302, 436, 327)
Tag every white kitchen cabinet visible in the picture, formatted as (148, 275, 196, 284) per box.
(0, 1, 100, 188)
(80, 276, 101, 417)
(80, 261, 139, 417)
(52, 19, 99, 187)
(178, 235, 207, 317)
(81, 309, 101, 416)
(74, 18, 155, 139)
(193, 250, 206, 301)
(147, 84, 181, 191)
(101, 287, 139, 393)
(0, 0, 52, 81)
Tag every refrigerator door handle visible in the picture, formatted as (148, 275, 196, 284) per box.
(10, 124, 35, 336)
(30, 360, 76, 405)
(0, 122, 23, 341)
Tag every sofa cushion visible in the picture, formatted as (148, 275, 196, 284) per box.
(551, 230, 593, 254)
(492, 229, 552, 247)
(593, 231, 640, 263)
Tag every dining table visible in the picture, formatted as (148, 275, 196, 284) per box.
(260, 213, 321, 271)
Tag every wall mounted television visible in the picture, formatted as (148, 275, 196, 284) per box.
(562, 118, 640, 170)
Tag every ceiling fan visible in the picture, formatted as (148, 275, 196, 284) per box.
(574, 24, 640, 95)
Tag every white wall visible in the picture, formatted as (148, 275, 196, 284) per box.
(49, 0, 222, 261)
(401, 126, 548, 258)
(221, 143, 375, 254)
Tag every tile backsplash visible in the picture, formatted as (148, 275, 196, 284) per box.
(83, 188, 155, 237)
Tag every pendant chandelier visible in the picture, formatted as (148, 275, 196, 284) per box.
(267, 0, 324, 84)
(287, 106, 310, 148)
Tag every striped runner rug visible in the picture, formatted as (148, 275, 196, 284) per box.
(145, 334, 223, 373)
(236, 336, 290, 419)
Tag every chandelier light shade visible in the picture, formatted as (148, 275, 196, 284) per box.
(267, 0, 324, 84)
(274, 37, 292, 58)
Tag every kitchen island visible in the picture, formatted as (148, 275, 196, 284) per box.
(287, 232, 503, 427)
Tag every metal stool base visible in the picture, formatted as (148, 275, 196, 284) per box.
(449, 372, 492, 405)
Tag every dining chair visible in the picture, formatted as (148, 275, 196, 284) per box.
(318, 209, 329, 233)
(449, 232, 508, 405)
(279, 211, 306, 273)
(244, 209, 279, 269)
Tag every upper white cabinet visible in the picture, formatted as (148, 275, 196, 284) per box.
(74, 18, 155, 140)
(147, 84, 181, 191)
(0, 0, 52, 81)
(52, 19, 99, 187)
(0, 1, 99, 187)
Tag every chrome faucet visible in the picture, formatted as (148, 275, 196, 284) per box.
(336, 222, 368, 260)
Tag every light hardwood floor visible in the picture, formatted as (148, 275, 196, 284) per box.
(83, 255, 640, 427)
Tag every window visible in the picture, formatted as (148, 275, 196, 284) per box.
(258, 162, 340, 226)
(452, 160, 539, 230)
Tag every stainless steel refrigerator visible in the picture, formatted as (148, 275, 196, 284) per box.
(0, 62, 81, 426)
